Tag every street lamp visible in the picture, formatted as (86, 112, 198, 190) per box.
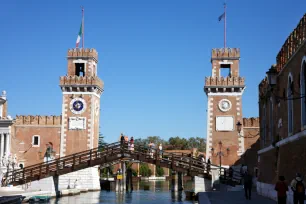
(236, 121, 260, 138)
(266, 64, 278, 88)
(263, 64, 304, 102)
(211, 141, 230, 175)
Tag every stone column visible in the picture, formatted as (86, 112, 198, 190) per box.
(211, 168, 220, 190)
(178, 172, 183, 191)
(0, 134, 4, 159)
(5, 133, 10, 155)
(137, 163, 140, 177)
(171, 171, 178, 191)
(121, 161, 126, 191)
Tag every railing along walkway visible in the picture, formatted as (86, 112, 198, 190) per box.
(2, 142, 236, 186)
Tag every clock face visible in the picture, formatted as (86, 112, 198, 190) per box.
(95, 100, 99, 116)
(70, 98, 86, 114)
(218, 99, 232, 112)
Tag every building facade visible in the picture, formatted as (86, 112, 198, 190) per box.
(10, 48, 103, 168)
(257, 14, 306, 202)
(0, 91, 14, 182)
(204, 48, 260, 168)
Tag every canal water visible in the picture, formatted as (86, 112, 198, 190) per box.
(52, 180, 197, 204)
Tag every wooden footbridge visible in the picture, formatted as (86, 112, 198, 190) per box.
(2, 142, 241, 186)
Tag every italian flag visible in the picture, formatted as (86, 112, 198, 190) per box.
(76, 22, 82, 47)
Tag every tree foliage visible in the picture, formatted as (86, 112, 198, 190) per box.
(133, 136, 206, 152)
(139, 163, 152, 177)
(156, 165, 164, 177)
(98, 132, 106, 151)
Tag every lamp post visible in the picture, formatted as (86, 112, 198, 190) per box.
(211, 141, 230, 175)
(265, 64, 304, 102)
(236, 121, 260, 138)
(266, 64, 278, 88)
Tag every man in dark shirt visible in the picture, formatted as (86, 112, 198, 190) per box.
(244, 171, 253, 200)
(275, 176, 288, 204)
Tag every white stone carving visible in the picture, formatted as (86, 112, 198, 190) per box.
(95, 100, 99, 116)
(218, 99, 232, 112)
(216, 116, 234, 131)
(69, 117, 87, 130)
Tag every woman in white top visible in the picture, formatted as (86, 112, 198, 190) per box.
(159, 144, 163, 158)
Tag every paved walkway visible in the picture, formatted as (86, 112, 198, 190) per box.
(198, 191, 276, 204)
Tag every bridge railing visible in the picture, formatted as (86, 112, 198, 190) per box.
(3, 142, 122, 186)
(3, 141, 236, 186)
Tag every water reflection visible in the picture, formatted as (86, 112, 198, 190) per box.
(53, 180, 197, 204)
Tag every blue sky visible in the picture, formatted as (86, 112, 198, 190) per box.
(1, 0, 305, 143)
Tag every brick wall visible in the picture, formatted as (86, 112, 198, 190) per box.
(257, 13, 306, 186)
(11, 120, 61, 167)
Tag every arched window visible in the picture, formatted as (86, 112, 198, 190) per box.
(262, 104, 266, 145)
(269, 97, 274, 143)
(288, 74, 294, 135)
(301, 58, 306, 128)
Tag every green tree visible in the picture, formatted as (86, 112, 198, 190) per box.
(156, 166, 164, 177)
(139, 163, 152, 177)
(100, 166, 113, 178)
(98, 132, 106, 151)
(167, 136, 189, 150)
(187, 137, 206, 152)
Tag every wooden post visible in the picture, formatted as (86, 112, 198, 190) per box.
(72, 155, 76, 171)
(39, 165, 42, 179)
(89, 149, 92, 166)
(22, 169, 25, 181)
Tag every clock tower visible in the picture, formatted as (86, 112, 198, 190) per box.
(204, 48, 245, 166)
(59, 48, 103, 157)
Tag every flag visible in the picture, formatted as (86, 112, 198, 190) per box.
(218, 12, 225, 21)
(76, 22, 83, 47)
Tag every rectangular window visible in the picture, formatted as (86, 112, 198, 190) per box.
(269, 100, 273, 143)
(220, 64, 231, 77)
(262, 105, 266, 146)
(32, 135, 40, 147)
(75, 63, 85, 77)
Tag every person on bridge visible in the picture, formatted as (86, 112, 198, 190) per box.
(129, 137, 134, 152)
(159, 143, 163, 159)
(275, 176, 288, 204)
(148, 141, 155, 158)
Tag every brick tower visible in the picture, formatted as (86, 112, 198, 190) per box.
(59, 48, 103, 157)
(204, 48, 245, 167)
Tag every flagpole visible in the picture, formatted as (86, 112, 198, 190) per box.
(82, 6, 84, 48)
(224, 3, 226, 48)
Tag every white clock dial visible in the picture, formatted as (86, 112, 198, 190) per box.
(218, 99, 232, 112)
(70, 98, 87, 114)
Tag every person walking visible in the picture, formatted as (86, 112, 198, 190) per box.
(243, 171, 253, 200)
(290, 173, 305, 204)
(229, 167, 233, 183)
(207, 158, 211, 174)
(158, 143, 163, 159)
(275, 176, 288, 204)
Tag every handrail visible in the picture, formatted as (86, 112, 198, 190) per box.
(2, 141, 235, 186)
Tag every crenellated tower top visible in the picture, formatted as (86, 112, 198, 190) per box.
(204, 47, 245, 95)
(60, 48, 103, 95)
